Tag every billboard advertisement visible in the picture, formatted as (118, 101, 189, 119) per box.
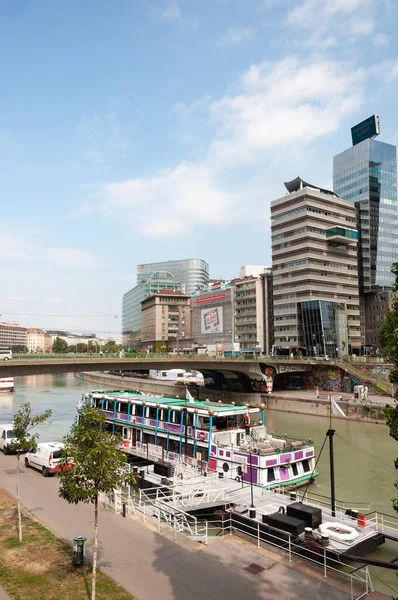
(201, 306, 223, 334)
(351, 115, 380, 146)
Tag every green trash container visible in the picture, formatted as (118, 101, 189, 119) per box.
(73, 536, 87, 566)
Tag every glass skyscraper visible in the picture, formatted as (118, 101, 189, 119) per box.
(137, 259, 209, 295)
(333, 137, 397, 292)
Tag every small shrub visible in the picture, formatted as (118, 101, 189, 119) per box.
(363, 404, 373, 413)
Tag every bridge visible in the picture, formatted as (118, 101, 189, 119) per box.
(0, 356, 391, 394)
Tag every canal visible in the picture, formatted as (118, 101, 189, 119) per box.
(0, 373, 396, 596)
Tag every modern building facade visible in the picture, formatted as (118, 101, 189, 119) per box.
(260, 268, 274, 355)
(191, 283, 235, 351)
(137, 259, 209, 295)
(333, 118, 397, 294)
(364, 290, 396, 352)
(333, 116, 398, 349)
(122, 272, 184, 348)
(27, 328, 52, 353)
(0, 322, 27, 351)
(141, 289, 192, 352)
(271, 178, 361, 356)
(232, 275, 265, 352)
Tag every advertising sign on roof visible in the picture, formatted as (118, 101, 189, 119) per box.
(351, 115, 380, 146)
(194, 293, 227, 304)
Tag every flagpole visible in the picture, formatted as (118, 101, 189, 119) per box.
(327, 393, 336, 517)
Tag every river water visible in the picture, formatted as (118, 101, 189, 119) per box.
(0, 374, 396, 596)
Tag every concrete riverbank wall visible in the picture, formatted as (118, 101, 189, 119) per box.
(78, 372, 387, 424)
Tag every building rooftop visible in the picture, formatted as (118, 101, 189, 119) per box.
(284, 176, 337, 197)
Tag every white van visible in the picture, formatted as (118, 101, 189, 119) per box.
(0, 350, 12, 361)
(25, 442, 70, 477)
(0, 424, 17, 454)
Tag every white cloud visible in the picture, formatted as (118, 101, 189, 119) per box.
(373, 32, 390, 47)
(161, 2, 183, 22)
(48, 248, 103, 269)
(92, 55, 370, 238)
(348, 15, 373, 35)
(208, 56, 364, 166)
(287, 0, 369, 24)
(218, 25, 256, 47)
(100, 163, 236, 237)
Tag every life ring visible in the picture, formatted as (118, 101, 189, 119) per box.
(198, 432, 206, 441)
(319, 522, 359, 542)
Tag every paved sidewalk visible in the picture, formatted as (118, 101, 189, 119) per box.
(0, 585, 12, 600)
(0, 452, 363, 600)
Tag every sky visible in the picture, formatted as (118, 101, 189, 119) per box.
(1, 0, 398, 337)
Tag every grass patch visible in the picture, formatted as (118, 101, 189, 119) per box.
(0, 490, 134, 600)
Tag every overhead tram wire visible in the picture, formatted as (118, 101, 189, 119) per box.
(335, 433, 395, 473)
(301, 434, 328, 499)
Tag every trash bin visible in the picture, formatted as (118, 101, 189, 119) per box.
(73, 536, 87, 566)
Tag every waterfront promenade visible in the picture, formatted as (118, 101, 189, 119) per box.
(0, 451, 385, 600)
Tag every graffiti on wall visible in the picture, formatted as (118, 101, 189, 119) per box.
(281, 373, 315, 390)
(326, 368, 342, 391)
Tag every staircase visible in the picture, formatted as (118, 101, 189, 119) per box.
(339, 359, 393, 394)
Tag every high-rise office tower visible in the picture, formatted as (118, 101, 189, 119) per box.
(271, 178, 361, 356)
(333, 115, 397, 293)
(137, 259, 209, 295)
(333, 116, 398, 350)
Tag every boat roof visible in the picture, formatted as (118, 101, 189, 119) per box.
(87, 390, 260, 415)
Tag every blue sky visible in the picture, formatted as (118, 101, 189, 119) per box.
(1, 0, 397, 336)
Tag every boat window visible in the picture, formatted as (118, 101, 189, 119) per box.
(134, 405, 143, 417)
(302, 459, 310, 473)
(267, 468, 275, 482)
(291, 462, 298, 476)
(148, 407, 157, 420)
(119, 402, 128, 414)
(214, 417, 228, 430)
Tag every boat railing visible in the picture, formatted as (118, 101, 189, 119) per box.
(117, 497, 372, 599)
(365, 510, 398, 539)
(276, 488, 371, 517)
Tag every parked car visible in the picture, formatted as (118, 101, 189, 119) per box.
(0, 424, 16, 454)
(0, 350, 12, 361)
(314, 355, 330, 361)
(25, 442, 71, 477)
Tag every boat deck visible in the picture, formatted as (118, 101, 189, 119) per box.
(133, 460, 398, 557)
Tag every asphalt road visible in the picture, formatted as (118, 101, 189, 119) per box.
(0, 451, 361, 600)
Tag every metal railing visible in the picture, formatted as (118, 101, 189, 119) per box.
(121, 489, 372, 600)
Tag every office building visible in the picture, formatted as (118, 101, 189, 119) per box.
(232, 275, 265, 352)
(333, 115, 398, 348)
(141, 289, 192, 352)
(27, 328, 52, 353)
(260, 268, 274, 355)
(271, 177, 361, 356)
(137, 259, 209, 295)
(364, 290, 396, 352)
(333, 115, 397, 293)
(122, 271, 184, 348)
(0, 322, 27, 351)
(191, 282, 235, 351)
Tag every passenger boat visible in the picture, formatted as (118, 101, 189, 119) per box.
(82, 390, 319, 489)
(0, 378, 14, 392)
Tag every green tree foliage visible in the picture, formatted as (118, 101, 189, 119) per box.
(11, 403, 52, 542)
(57, 400, 134, 600)
(52, 337, 68, 353)
(380, 262, 398, 512)
(76, 343, 88, 353)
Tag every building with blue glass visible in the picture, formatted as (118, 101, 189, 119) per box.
(333, 118, 397, 293)
(333, 116, 398, 349)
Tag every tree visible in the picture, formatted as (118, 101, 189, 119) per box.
(76, 343, 88, 353)
(52, 337, 68, 353)
(11, 403, 52, 542)
(380, 261, 398, 512)
(57, 400, 134, 600)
